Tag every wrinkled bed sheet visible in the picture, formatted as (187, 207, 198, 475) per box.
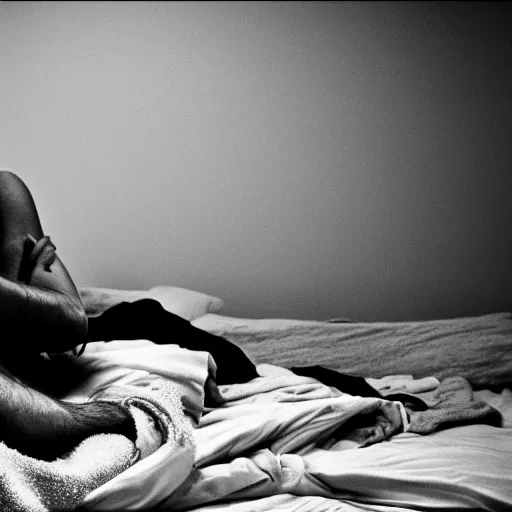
(163, 366, 512, 512)
(64, 339, 512, 512)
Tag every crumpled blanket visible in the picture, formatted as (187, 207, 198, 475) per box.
(164, 365, 408, 510)
(370, 374, 502, 433)
(0, 373, 195, 512)
(161, 365, 510, 512)
(82, 380, 197, 511)
(2, 340, 506, 512)
(75, 341, 210, 511)
(406, 376, 502, 433)
(0, 435, 136, 512)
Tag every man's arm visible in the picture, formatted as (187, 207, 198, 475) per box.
(0, 273, 87, 355)
(19, 232, 88, 353)
(1, 233, 87, 355)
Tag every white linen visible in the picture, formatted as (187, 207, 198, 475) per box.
(183, 494, 419, 512)
(163, 366, 512, 512)
(68, 340, 512, 512)
(71, 340, 212, 510)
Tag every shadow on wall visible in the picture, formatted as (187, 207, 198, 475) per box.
(0, 1, 511, 320)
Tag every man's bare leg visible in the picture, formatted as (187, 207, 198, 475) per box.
(0, 171, 136, 459)
(0, 361, 136, 461)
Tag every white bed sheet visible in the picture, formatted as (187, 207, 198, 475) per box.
(185, 312, 512, 511)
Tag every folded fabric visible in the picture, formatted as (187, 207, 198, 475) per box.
(475, 388, 512, 427)
(367, 375, 440, 395)
(407, 376, 502, 433)
(323, 400, 409, 450)
(0, 373, 196, 512)
(129, 403, 163, 459)
(89, 380, 195, 459)
(81, 379, 196, 511)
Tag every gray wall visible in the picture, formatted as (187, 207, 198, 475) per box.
(1, 1, 511, 321)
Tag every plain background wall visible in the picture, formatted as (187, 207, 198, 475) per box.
(1, 1, 511, 321)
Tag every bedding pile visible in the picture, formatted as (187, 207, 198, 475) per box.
(88, 307, 512, 512)
(68, 343, 416, 510)
(61, 337, 512, 510)
(3, 286, 512, 512)
(0, 434, 136, 512)
(0, 361, 195, 512)
(75, 341, 512, 512)
(165, 366, 512, 512)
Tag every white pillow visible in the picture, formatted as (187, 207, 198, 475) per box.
(78, 286, 223, 321)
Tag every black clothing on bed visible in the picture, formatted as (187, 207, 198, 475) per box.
(85, 299, 259, 385)
(291, 366, 430, 410)
(291, 366, 383, 398)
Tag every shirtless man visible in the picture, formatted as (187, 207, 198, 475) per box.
(0, 170, 136, 461)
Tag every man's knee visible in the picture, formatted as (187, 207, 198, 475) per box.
(0, 170, 37, 209)
(0, 170, 20, 181)
(0, 170, 27, 194)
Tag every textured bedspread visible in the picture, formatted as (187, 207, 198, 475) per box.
(192, 312, 512, 389)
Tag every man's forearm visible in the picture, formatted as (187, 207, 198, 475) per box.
(0, 275, 88, 354)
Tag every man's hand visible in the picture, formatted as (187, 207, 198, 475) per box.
(28, 234, 57, 272)
(19, 234, 57, 284)
(19, 233, 85, 308)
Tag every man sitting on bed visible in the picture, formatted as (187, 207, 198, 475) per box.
(0, 170, 259, 461)
(0, 170, 141, 460)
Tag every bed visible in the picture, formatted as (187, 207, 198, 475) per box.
(2, 285, 511, 512)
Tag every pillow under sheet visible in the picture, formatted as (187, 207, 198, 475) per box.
(78, 286, 223, 321)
